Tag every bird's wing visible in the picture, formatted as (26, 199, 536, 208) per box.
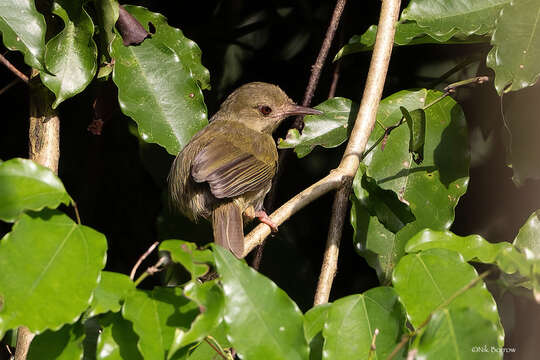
(191, 136, 276, 199)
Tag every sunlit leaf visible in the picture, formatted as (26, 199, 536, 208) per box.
(416, 308, 501, 359)
(0, 210, 107, 337)
(0, 158, 71, 222)
(97, 312, 143, 360)
(487, 0, 540, 93)
(87, 272, 134, 317)
(214, 246, 309, 360)
(393, 249, 503, 344)
(111, 6, 209, 155)
(122, 287, 198, 360)
(40, 0, 98, 108)
(402, 0, 509, 40)
(0, 0, 46, 69)
(322, 287, 405, 360)
(278, 98, 358, 158)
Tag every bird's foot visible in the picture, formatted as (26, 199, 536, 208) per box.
(254, 211, 278, 233)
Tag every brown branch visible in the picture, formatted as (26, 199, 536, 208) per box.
(0, 53, 29, 83)
(313, 177, 352, 305)
(15, 70, 60, 360)
(133, 256, 167, 287)
(0, 78, 21, 96)
(292, 0, 348, 130)
(243, 0, 401, 258)
(130, 241, 160, 280)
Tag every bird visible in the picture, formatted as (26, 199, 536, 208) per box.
(168, 82, 322, 258)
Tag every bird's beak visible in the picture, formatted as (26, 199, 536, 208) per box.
(282, 104, 323, 117)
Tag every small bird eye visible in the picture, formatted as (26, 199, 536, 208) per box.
(259, 105, 272, 116)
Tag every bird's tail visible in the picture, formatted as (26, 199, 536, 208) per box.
(212, 202, 244, 258)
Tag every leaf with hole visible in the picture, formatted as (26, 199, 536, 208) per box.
(111, 6, 209, 155)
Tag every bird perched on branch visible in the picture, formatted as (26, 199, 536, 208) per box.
(168, 82, 321, 257)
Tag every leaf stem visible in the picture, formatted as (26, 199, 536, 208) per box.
(133, 257, 167, 287)
(130, 241, 159, 280)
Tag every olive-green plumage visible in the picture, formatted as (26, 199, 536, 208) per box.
(168, 82, 321, 257)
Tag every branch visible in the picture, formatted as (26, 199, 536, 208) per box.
(243, 0, 401, 264)
(130, 241, 159, 280)
(292, 0, 348, 130)
(15, 70, 61, 359)
(0, 53, 29, 83)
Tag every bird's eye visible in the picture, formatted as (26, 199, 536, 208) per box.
(259, 105, 272, 116)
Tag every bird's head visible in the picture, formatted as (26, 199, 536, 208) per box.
(213, 82, 322, 133)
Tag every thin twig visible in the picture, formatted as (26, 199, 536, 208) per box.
(0, 78, 21, 96)
(204, 337, 228, 360)
(328, 58, 342, 99)
(292, 0, 348, 130)
(367, 328, 380, 360)
(133, 257, 167, 287)
(0, 53, 29, 83)
(385, 270, 492, 360)
(130, 241, 159, 280)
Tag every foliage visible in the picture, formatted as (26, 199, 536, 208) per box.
(1, 0, 540, 359)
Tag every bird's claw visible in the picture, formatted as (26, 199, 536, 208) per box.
(254, 210, 278, 233)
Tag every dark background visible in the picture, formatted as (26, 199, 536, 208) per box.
(1, 1, 539, 358)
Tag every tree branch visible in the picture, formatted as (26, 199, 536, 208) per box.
(292, 0, 348, 130)
(243, 0, 401, 259)
(0, 53, 29, 83)
(15, 70, 61, 360)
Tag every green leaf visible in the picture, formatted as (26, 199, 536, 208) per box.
(393, 249, 503, 344)
(87, 271, 135, 317)
(402, 0, 510, 40)
(28, 323, 85, 360)
(122, 287, 198, 360)
(322, 287, 406, 360)
(303, 303, 331, 360)
(40, 0, 98, 108)
(213, 245, 309, 360)
(406, 229, 513, 263)
(0, 158, 71, 222)
(159, 240, 214, 280)
(487, 0, 540, 93)
(514, 210, 540, 260)
(97, 312, 143, 360)
(111, 6, 209, 155)
(0, 0, 46, 69)
(402, 107, 426, 163)
(416, 308, 501, 359)
(0, 210, 107, 337)
(92, 0, 120, 60)
(278, 98, 358, 158)
(352, 90, 469, 282)
(186, 323, 231, 360)
(334, 22, 487, 60)
(168, 280, 224, 357)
